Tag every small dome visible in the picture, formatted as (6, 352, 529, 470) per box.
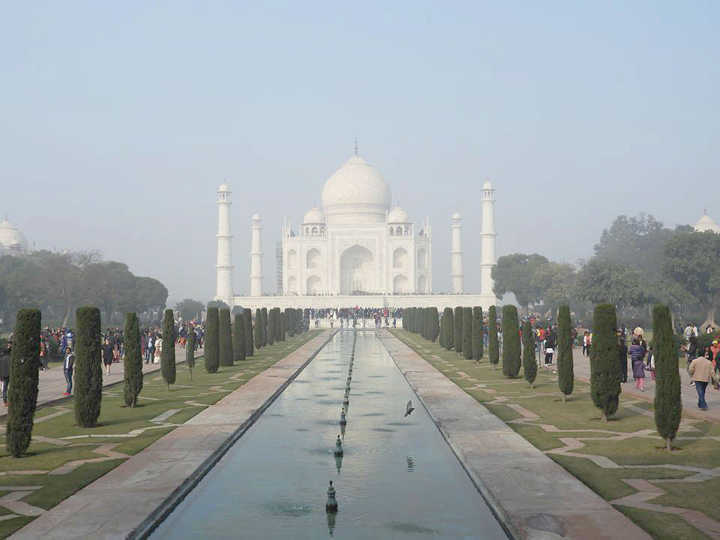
(251, 213, 261, 222)
(0, 219, 28, 252)
(303, 207, 325, 224)
(452, 212, 462, 220)
(387, 206, 409, 223)
(218, 183, 230, 192)
(321, 155, 391, 225)
(695, 213, 720, 234)
(483, 180, 493, 190)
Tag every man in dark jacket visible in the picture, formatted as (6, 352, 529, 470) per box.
(63, 347, 75, 396)
(0, 342, 10, 406)
(617, 331, 628, 383)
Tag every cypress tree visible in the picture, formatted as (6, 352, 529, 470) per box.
(439, 310, 446, 347)
(285, 308, 294, 337)
(488, 306, 500, 368)
(502, 305, 521, 378)
(261, 308, 268, 347)
(462, 307, 473, 359)
(653, 304, 681, 451)
(123, 313, 143, 407)
(454, 306, 463, 353)
(161, 309, 177, 389)
(557, 305, 574, 402)
(254, 308, 263, 349)
(423, 308, 430, 339)
(429, 307, 440, 342)
(205, 307, 220, 373)
(443, 307, 454, 350)
(472, 307, 483, 361)
(233, 313, 246, 363)
(267, 308, 275, 346)
(219, 307, 233, 366)
(522, 319, 537, 388)
(590, 304, 621, 422)
(279, 310, 286, 341)
(186, 328, 196, 380)
(244, 308, 254, 356)
(75, 306, 103, 428)
(6, 308, 41, 457)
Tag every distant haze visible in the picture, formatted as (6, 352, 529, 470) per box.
(2, 2, 718, 304)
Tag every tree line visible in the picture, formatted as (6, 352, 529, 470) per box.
(492, 213, 720, 327)
(0, 250, 168, 328)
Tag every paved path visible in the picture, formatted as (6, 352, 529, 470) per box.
(0, 345, 203, 420)
(571, 348, 720, 422)
(380, 331, 650, 540)
(11, 330, 334, 540)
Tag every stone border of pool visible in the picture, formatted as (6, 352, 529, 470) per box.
(378, 330, 651, 540)
(10, 330, 336, 540)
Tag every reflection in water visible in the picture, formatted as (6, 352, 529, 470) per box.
(335, 453, 343, 474)
(407, 456, 415, 472)
(327, 510, 337, 536)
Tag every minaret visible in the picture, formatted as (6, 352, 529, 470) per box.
(451, 212, 464, 294)
(250, 213, 263, 296)
(480, 181, 497, 298)
(215, 184, 234, 307)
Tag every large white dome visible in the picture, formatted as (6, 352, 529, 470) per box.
(0, 219, 28, 252)
(321, 155, 391, 225)
(695, 213, 720, 234)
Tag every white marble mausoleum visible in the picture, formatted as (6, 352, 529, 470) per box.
(215, 152, 498, 311)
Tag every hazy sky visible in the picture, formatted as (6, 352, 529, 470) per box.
(2, 1, 718, 304)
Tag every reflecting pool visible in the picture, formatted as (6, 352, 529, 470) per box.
(152, 331, 507, 539)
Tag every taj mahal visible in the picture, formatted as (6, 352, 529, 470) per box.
(214, 151, 499, 311)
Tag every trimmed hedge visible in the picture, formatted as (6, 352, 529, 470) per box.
(557, 305, 574, 401)
(590, 304, 621, 421)
(653, 304, 681, 450)
(488, 306, 499, 367)
(462, 307, 473, 359)
(233, 313, 246, 363)
(472, 307, 483, 360)
(501, 305, 521, 378)
(6, 308, 41, 457)
(75, 306, 103, 427)
(454, 307, 463, 353)
(161, 309, 176, 387)
(244, 308, 254, 356)
(522, 319, 537, 387)
(205, 307, 220, 373)
(123, 312, 143, 407)
(219, 307, 233, 366)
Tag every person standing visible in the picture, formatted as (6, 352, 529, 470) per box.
(0, 342, 10, 406)
(618, 332, 628, 383)
(689, 350, 714, 410)
(63, 347, 75, 396)
(102, 338, 113, 376)
(629, 338, 646, 391)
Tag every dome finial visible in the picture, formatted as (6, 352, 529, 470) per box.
(354, 137, 358, 156)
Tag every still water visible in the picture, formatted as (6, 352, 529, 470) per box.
(152, 331, 507, 539)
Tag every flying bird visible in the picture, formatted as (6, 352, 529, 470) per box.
(404, 400, 415, 417)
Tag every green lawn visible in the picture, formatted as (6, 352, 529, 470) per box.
(0, 331, 321, 538)
(392, 329, 717, 540)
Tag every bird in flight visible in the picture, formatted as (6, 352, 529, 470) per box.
(404, 400, 415, 417)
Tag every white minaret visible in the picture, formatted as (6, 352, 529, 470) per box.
(451, 212, 464, 294)
(215, 184, 234, 307)
(250, 213, 263, 296)
(480, 181, 496, 298)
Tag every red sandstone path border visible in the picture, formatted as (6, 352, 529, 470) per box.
(9, 331, 334, 540)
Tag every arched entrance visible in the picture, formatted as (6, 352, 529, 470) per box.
(393, 274, 409, 294)
(340, 245, 374, 294)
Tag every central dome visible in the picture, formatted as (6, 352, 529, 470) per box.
(322, 155, 391, 225)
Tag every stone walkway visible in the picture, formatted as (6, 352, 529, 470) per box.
(0, 344, 203, 420)
(379, 331, 651, 540)
(571, 348, 720, 423)
(10, 330, 334, 540)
